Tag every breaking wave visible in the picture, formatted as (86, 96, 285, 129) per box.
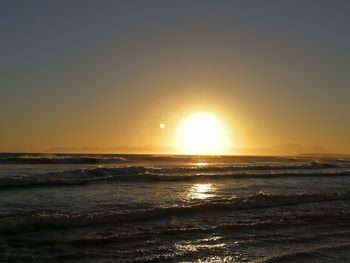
(155, 161, 350, 173)
(1, 164, 350, 189)
(0, 166, 146, 188)
(0, 156, 127, 164)
(1, 191, 350, 233)
(257, 243, 350, 263)
(74, 217, 350, 246)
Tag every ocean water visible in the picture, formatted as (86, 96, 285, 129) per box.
(1, 153, 350, 262)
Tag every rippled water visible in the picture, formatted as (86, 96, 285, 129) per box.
(1, 153, 350, 262)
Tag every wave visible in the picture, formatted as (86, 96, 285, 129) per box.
(142, 170, 350, 182)
(1, 192, 350, 233)
(2, 154, 350, 169)
(0, 154, 201, 164)
(1, 165, 350, 189)
(0, 156, 127, 164)
(73, 218, 350, 247)
(257, 243, 350, 263)
(0, 166, 146, 188)
(154, 161, 350, 173)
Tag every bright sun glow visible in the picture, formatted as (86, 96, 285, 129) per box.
(175, 112, 231, 155)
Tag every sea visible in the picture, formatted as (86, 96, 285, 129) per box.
(1, 153, 350, 262)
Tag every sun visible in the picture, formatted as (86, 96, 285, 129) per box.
(174, 112, 231, 155)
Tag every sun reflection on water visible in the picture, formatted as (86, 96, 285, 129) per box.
(188, 183, 216, 200)
(174, 236, 230, 261)
(195, 162, 208, 167)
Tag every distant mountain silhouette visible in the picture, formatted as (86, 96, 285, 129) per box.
(239, 144, 329, 156)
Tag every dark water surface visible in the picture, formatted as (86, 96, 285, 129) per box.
(1, 153, 350, 262)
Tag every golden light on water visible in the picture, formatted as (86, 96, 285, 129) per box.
(195, 162, 208, 167)
(174, 112, 231, 155)
(188, 183, 215, 200)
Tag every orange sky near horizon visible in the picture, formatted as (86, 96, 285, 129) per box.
(1, 1, 349, 155)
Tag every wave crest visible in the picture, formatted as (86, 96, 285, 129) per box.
(0, 156, 127, 164)
(1, 165, 349, 189)
(1, 192, 350, 233)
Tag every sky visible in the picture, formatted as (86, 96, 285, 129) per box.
(0, 0, 349, 154)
